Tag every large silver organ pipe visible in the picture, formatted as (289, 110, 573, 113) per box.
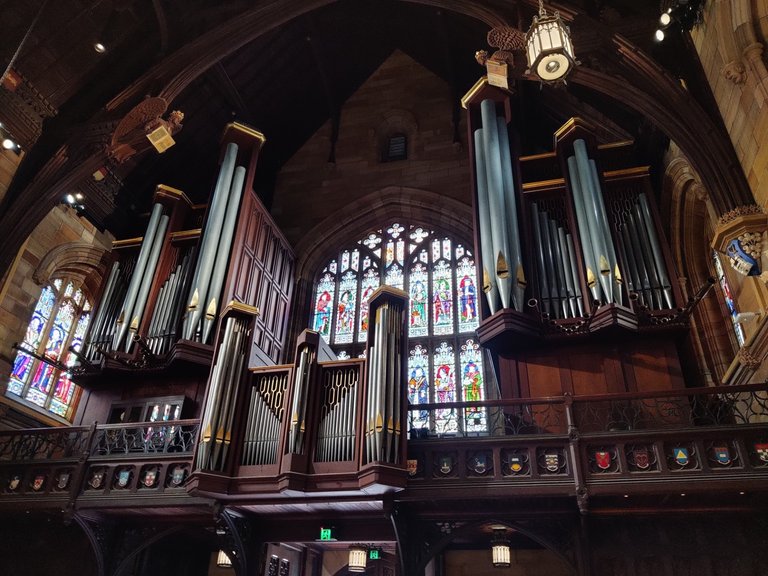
(288, 343, 314, 455)
(473, 129, 499, 313)
(566, 139, 622, 306)
(202, 165, 247, 344)
(113, 202, 165, 350)
(184, 142, 239, 341)
(472, 99, 525, 313)
(196, 302, 256, 472)
(364, 287, 407, 465)
(125, 214, 170, 352)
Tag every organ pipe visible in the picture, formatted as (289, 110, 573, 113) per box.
(496, 116, 526, 310)
(473, 129, 499, 313)
(480, 99, 513, 310)
(472, 98, 525, 314)
(113, 202, 164, 349)
(86, 260, 119, 355)
(184, 142, 238, 341)
(637, 193, 673, 308)
(364, 287, 407, 465)
(125, 214, 169, 352)
(196, 302, 256, 472)
(202, 165, 247, 343)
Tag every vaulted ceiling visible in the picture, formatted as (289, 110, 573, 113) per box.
(0, 0, 750, 271)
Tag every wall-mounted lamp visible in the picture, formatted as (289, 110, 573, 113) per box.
(216, 550, 233, 569)
(491, 528, 511, 568)
(348, 545, 368, 573)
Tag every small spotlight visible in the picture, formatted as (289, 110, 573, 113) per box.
(739, 491, 746, 495)
(623, 494, 629, 498)
(655, 29, 665, 42)
(75, 193, 84, 201)
(2, 138, 15, 150)
(65, 194, 76, 204)
(680, 493, 686, 497)
(660, 13, 672, 26)
(94, 42, 106, 53)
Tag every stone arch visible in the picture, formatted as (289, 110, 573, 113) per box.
(294, 185, 473, 282)
(33, 241, 110, 295)
(286, 186, 473, 361)
(666, 154, 736, 383)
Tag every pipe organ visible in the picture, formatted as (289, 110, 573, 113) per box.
(363, 286, 408, 466)
(464, 79, 686, 399)
(196, 302, 257, 473)
(80, 123, 294, 381)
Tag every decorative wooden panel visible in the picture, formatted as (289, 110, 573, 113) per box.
(227, 189, 295, 365)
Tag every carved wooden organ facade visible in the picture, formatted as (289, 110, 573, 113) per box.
(3, 90, 768, 576)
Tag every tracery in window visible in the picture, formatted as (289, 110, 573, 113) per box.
(6, 279, 91, 420)
(311, 222, 483, 433)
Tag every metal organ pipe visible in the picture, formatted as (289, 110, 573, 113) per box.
(567, 156, 600, 303)
(495, 116, 525, 310)
(202, 165, 247, 344)
(86, 260, 119, 356)
(586, 156, 622, 305)
(530, 202, 551, 316)
(125, 214, 169, 352)
(573, 140, 616, 305)
(480, 99, 512, 310)
(289, 345, 311, 454)
(113, 202, 164, 349)
(473, 129, 499, 314)
(184, 142, 238, 341)
(637, 193, 673, 308)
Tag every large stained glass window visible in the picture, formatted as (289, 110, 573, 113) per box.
(311, 222, 484, 434)
(6, 279, 91, 420)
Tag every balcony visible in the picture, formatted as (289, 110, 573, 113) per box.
(1, 381, 767, 513)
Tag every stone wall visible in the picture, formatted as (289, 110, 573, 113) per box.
(271, 50, 471, 250)
(691, 1, 768, 207)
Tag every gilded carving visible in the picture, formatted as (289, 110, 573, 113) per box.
(108, 97, 184, 163)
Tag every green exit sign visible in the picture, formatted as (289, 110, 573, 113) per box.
(369, 548, 381, 560)
(319, 527, 335, 541)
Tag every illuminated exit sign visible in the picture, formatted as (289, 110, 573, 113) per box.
(369, 548, 382, 560)
(319, 527, 336, 541)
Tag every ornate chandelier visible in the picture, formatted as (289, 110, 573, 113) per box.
(525, 0, 576, 83)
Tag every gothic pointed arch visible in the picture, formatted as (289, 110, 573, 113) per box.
(666, 154, 735, 383)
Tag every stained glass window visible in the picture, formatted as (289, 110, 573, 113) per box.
(5, 279, 91, 421)
(713, 251, 745, 346)
(311, 222, 485, 435)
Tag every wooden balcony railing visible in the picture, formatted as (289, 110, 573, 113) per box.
(2, 384, 768, 509)
(0, 420, 199, 504)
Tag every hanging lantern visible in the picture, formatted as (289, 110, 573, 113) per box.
(217, 550, 233, 568)
(491, 528, 511, 568)
(348, 545, 368, 573)
(526, 0, 576, 83)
